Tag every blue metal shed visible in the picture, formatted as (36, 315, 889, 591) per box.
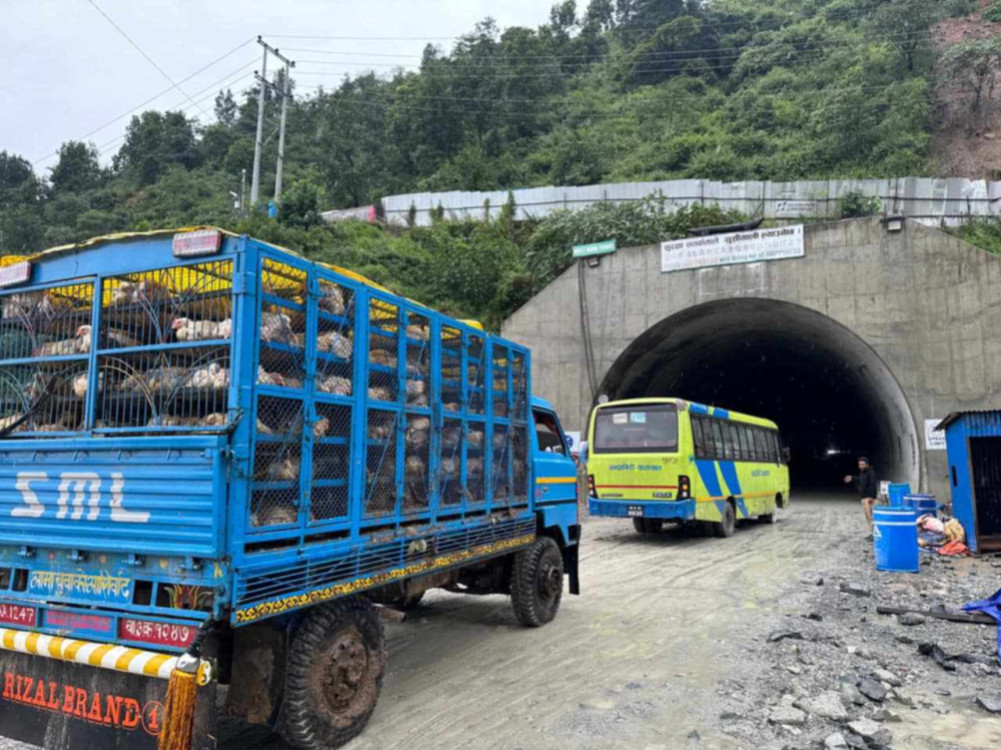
(937, 410, 1001, 554)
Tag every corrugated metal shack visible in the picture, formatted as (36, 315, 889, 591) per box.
(938, 410, 1001, 553)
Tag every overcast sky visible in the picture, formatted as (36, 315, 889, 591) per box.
(1, 0, 552, 175)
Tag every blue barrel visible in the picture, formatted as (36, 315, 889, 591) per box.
(873, 508, 919, 573)
(888, 483, 911, 507)
(904, 493, 938, 517)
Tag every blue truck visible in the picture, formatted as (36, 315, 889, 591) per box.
(0, 228, 580, 749)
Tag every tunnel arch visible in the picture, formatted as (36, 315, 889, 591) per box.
(596, 298, 920, 490)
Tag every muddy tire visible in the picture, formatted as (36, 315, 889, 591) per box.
(632, 518, 663, 533)
(280, 597, 387, 750)
(713, 502, 736, 538)
(510, 536, 564, 627)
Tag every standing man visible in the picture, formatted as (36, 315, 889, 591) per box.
(844, 456, 879, 536)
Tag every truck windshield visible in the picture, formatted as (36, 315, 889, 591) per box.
(593, 404, 678, 454)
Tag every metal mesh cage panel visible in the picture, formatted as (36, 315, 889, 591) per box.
(492, 346, 509, 419)
(0, 281, 94, 434)
(368, 299, 399, 403)
(251, 395, 304, 528)
(441, 325, 462, 414)
(439, 417, 462, 507)
(315, 278, 354, 397)
(311, 401, 352, 523)
(513, 424, 529, 503)
(259, 259, 306, 391)
(405, 312, 430, 409)
(365, 409, 399, 517)
(403, 413, 430, 515)
(492, 424, 511, 504)
(467, 422, 486, 506)
(512, 351, 528, 421)
(467, 334, 485, 415)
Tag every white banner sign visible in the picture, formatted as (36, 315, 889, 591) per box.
(925, 419, 946, 451)
(661, 225, 805, 274)
(775, 199, 817, 218)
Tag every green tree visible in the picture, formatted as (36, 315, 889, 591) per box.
(941, 38, 1001, 117)
(49, 141, 103, 195)
(214, 89, 237, 126)
(113, 111, 201, 185)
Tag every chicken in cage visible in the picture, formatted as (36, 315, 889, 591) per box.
(443, 401, 461, 413)
(468, 430, 485, 449)
(111, 280, 166, 306)
(75, 325, 141, 352)
(368, 386, 392, 402)
(319, 285, 346, 316)
(406, 323, 429, 341)
(253, 502, 297, 527)
(260, 311, 298, 346)
(258, 366, 302, 389)
(317, 331, 353, 360)
(405, 418, 430, 449)
(72, 371, 104, 398)
(369, 349, 396, 368)
(33, 412, 81, 432)
(146, 413, 229, 429)
(312, 416, 331, 440)
(368, 422, 393, 441)
(187, 363, 230, 390)
(172, 317, 232, 342)
(316, 374, 351, 396)
(265, 456, 299, 482)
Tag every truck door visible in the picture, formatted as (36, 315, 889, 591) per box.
(532, 407, 577, 506)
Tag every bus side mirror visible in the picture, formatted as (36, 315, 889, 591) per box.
(783, 447, 791, 463)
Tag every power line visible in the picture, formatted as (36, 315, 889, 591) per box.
(32, 39, 255, 165)
(86, 0, 208, 118)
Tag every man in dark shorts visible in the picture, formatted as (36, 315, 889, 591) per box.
(844, 456, 879, 537)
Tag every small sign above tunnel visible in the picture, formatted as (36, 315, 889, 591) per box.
(573, 239, 617, 259)
(661, 225, 804, 274)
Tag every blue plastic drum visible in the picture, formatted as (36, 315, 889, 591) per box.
(888, 483, 911, 507)
(873, 507, 919, 573)
(903, 493, 939, 517)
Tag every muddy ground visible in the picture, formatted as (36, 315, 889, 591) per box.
(3, 496, 999, 749)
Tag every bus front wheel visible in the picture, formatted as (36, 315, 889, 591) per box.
(713, 503, 736, 538)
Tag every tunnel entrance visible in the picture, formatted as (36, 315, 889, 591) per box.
(597, 299, 919, 491)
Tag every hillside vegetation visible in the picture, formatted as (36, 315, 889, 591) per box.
(1, 0, 999, 327)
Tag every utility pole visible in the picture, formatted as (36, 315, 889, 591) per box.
(274, 55, 295, 204)
(250, 37, 268, 207)
(241, 169, 247, 214)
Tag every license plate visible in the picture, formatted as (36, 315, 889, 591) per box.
(627, 506, 644, 517)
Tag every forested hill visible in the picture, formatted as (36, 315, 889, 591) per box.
(1, 0, 1000, 326)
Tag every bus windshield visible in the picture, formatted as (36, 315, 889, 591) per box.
(593, 403, 678, 454)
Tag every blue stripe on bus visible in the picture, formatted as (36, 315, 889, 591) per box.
(714, 408, 730, 419)
(695, 459, 722, 498)
(718, 461, 748, 517)
(690, 403, 709, 415)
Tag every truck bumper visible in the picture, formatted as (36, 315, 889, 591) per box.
(588, 497, 696, 521)
(0, 627, 216, 750)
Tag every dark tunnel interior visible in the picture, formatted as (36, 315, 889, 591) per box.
(597, 299, 919, 491)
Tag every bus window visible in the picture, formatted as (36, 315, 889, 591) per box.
(692, 417, 708, 458)
(710, 420, 725, 458)
(770, 431, 782, 463)
(753, 429, 770, 462)
(738, 425, 752, 461)
(593, 403, 678, 454)
(723, 423, 739, 460)
(533, 409, 566, 454)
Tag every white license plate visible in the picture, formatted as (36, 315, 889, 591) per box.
(627, 506, 644, 517)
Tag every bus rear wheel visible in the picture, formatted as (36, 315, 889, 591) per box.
(632, 518, 663, 533)
(713, 503, 736, 538)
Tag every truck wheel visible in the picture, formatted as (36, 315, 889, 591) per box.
(280, 597, 387, 749)
(510, 537, 564, 627)
(713, 502, 736, 538)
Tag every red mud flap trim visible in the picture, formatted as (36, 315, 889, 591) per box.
(0, 650, 217, 750)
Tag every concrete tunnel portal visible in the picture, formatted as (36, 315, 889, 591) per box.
(596, 298, 920, 491)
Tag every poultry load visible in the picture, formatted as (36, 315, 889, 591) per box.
(318, 284, 347, 316)
(172, 317, 232, 342)
(111, 280, 165, 306)
(317, 331, 353, 360)
(260, 311, 298, 346)
(316, 374, 351, 396)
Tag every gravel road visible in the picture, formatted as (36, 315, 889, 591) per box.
(5, 496, 1000, 749)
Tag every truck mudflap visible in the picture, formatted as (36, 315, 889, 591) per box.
(0, 627, 216, 750)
